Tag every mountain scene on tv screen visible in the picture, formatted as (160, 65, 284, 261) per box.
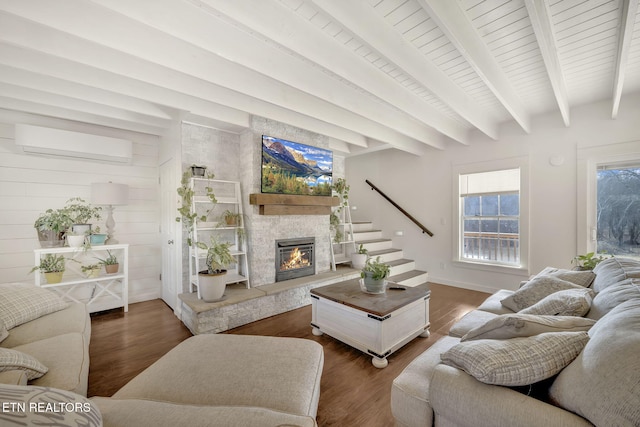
(262, 137, 332, 196)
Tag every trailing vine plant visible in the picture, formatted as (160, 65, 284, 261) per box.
(330, 178, 350, 243)
(176, 169, 217, 246)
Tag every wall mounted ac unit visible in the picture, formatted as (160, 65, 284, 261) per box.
(14, 124, 133, 164)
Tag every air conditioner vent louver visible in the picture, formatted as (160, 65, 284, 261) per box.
(14, 124, 132, 164)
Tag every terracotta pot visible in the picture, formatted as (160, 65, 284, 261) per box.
(105, 264, 119, 274)
(198, 270, 227, 302)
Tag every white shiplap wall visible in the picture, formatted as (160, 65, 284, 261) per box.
(0, 110, 161, 304)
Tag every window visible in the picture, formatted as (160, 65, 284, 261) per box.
(459, 168, 521, 266)
(596, 164, 640, 257)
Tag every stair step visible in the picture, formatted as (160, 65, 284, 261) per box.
(352, 221, 373, 232)
(389, 270, 429, 287)
(357, 238, 392, 252)
(353, 230, 383, 241)
(367, 248, 403, 262)
(386, 258, 416, 276)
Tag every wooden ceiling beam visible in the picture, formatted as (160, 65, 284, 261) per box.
(420, 0, 532, 134)
(525, 0, 571, 127)
(612, 0, 639, 119)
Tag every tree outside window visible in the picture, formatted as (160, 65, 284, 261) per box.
(597, 165, 640, 257)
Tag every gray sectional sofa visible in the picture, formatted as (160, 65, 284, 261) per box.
(0, 283, 324, 426)
(391, 257, 640, 427)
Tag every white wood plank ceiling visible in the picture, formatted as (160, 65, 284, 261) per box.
(0, 0, 638, 156)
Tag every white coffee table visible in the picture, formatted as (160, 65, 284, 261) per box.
(310, 279, 430, 368)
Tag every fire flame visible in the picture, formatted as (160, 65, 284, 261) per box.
(281, 247, 310, 271)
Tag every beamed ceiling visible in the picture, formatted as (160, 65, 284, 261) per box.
(1, 0, 639, 156)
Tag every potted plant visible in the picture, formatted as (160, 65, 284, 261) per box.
(351, 244, 369, 270)
(572, 252, 609, 270)
(34, 209, 72, 248)
(81, 263, 101, 278)
(63, 197, 102, 234)
(89, 226, 108, 246)
(222, 210, 242, 227)
(65, 230, 87, 248)
(190, 164, 207, 177)
(196, 236, 236, 302)
(96, 250, 119, 274)
(360, 256, 390, 294)
(30, 254, 66, 284)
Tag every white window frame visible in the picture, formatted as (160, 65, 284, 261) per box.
(577, 141, 640, 255)
(452, 156, 529, 274)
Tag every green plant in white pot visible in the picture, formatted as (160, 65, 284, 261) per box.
(360, 256, 390, 294)
(351, 243, 369, 270)
(197, 236, 236, 302)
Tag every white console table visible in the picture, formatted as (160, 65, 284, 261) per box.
(33, 244, 128, 313)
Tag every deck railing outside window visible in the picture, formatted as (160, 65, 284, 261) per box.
(463, 232, 519, 264)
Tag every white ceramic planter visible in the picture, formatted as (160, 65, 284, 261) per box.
(198, 270, 227, 302)
(66, 235, 86, 248)
(351, 253, 368, 270)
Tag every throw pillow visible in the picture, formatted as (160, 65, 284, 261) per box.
(0, 320, 7, 343)
(0, 348, 48, 380)
(0, 384, 102, 427)
(441, 331, 589, 386)
(501, 276, 585, 312)
(534, 267, 596, 288)
(519, 288, 595, 316)
(586, 278, 640, 320)
(461, 314, 596, 341)
(0, 283, 68, 329)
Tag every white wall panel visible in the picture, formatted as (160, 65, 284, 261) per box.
(0, 111, 161, 305)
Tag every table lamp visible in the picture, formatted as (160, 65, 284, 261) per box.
(91, 182, 129, 244)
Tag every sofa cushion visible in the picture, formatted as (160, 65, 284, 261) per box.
(534, 267, 596, 288)
(92, 398, 317, 427)
(1, 303, 90, 348)
(0, 384, 101, 427)
(501, 276, 586, 312)
(0, 370, 28, 386)
(586, 278, 640, 320)
(592, 257, 640, 292)
(0, 283, 68, 330)
(0, 348, 48, 380)
(461, 314, 596, 341)
(550, 299, 640, 426)
(14, 333, 90, 396)
(441, 331, 589, 386)
(519, 288, 594, 316)
(391, 335, 460, 427)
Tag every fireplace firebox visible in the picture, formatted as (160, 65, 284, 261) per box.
(275, 237, 315, 282)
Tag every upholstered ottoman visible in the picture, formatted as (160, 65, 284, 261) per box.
(93, 334, 324, 426)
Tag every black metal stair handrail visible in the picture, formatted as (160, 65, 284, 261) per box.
(365, 179, 434, 237)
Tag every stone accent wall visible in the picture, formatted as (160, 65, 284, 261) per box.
(182, 117, 345, 290)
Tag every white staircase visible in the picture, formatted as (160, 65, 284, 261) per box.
(353, 221, 429, 288)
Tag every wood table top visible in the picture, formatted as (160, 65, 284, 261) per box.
(311, 279, 430, 317)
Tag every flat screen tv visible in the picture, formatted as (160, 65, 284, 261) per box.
(261, 135, 333, 196)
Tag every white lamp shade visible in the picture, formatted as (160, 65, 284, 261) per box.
(91, 182, 129, 206)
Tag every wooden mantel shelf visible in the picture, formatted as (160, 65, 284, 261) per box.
(249, 194, 339, 215)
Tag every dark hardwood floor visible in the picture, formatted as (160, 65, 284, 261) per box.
(88, 283, 489, 426)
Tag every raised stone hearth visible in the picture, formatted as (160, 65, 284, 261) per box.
(179, 267, 359, 335)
